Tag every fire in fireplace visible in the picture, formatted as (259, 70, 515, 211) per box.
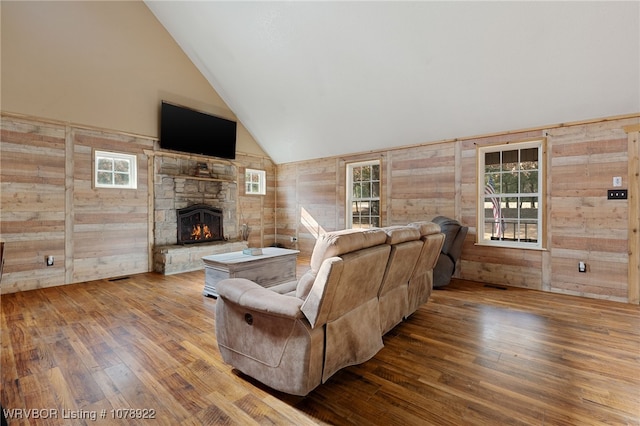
(177, 204, 224, 244)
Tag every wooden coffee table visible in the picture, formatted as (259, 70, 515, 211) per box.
(202, 247, 299, 297)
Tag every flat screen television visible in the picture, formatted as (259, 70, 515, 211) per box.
(160, 101, 237, 160)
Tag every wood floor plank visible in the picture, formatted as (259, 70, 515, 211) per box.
(2, 271, 639, 425)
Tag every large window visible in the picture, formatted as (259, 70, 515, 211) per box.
(346, 160, 380, 229)
(478, 140, 544, 249)
(94, 150, 137, 189)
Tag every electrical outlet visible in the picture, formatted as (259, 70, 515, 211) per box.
(578, 261, 586, 273)
(290, 236, 298, 242)
(607, 189, 628, 200)
(46, 255, 54, 266)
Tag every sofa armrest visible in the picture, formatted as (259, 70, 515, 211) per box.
(216, 278, 304, 319)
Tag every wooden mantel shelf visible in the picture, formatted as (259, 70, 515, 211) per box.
(144, 148, 236, 165)
(172, 174, 236, 183)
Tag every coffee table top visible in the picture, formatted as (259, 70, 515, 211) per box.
(202, 247, 299, 265)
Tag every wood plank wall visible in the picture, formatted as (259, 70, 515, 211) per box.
(275, 115, 639, 303)
(70, 128, 152, 283)
(1, 114, 275, 293)
(275, 158, 342, 254)
(235, 153, 276, 249)
(1, 118, 67, 292)
(546, 122, 630, 300)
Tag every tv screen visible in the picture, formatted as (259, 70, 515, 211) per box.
(160, 101, 237, 160)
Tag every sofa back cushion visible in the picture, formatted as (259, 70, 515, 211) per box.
(309, 228, 388, 272)
(408, 221, 445, 276)
(296, 228, 388, 300)
(301, 237, 390, 328)
(378, 226, 422, 298)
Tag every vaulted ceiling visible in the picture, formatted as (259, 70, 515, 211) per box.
(145, 1, 639, 164)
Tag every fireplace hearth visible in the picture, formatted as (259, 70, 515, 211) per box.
(177, 204, 224, 245)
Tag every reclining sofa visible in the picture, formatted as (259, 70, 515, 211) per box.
(431, 216, 468, 288)
(215, 223, 444, 396)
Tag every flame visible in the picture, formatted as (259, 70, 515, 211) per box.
(191, 224, 212, 240)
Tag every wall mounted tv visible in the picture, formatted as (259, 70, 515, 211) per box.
(160, 101, 237, 160)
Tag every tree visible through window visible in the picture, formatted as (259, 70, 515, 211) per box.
(478, 140, 544, 248)
(347, 160, 380, 229)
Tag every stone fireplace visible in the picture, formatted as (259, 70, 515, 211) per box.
(152, 154, 247, 274)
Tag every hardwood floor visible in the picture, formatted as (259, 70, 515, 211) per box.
(1, 269, 639, 425)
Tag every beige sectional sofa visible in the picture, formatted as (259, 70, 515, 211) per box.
(214, 223, 445, 396)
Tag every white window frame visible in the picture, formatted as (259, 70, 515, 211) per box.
(94, 150, 137, 189)
(477, 139, 545, 249)
(245, 169, 266, 195)
(346, 160, 381, 229)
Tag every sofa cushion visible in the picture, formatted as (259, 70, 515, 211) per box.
(295, 270, 316, 299)
(309, 228, 387, 273)
(431, 216, 464, 255)
(382, 225, 421, 244)
(408, 221, 441, 237)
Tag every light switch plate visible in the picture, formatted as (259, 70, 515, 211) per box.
(613, 176, 622, 187)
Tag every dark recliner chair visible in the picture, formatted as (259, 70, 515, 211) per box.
(431, 216, 468, 288)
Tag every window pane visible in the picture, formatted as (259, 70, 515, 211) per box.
(485, 152, 500, 166)
(360, 201, 370, 215)
(371, 164, 380, 180)
(353, 182, 362, 198)
(521, 148, 538, 163)
(97, 158, 113, 172)
(520, 219, 538, 242)
(114, 159, 129, 173)
(520, 170, 538, 193)
(502, 150, 518, 172)
(371, 200, 379, 215)
(361, 166, 371, 182)
(502, 171, 518, 195)
(372, 181, 380, 197)
(483, 218, 500, 240)
(361, 182, 371, 198)
(114, 173, 130, 185)
(97, 171, 113, 185)
(354, 167, 363, 182)
(485, 173, 501, 193)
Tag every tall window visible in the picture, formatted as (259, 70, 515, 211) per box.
(245, 169, 266, 195)
(94, 150, 137, 189)
(478, 140, 544, 249)
(347, 160, 380, 229)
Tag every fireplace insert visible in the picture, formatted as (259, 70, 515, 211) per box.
(177, 204, 223, 244)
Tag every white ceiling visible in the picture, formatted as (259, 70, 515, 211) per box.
(145, 1, 640, 164)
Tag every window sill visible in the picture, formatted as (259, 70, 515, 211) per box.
(474, 241, 547, 251)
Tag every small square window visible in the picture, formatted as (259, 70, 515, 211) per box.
(94, 150, 137, 189)
(245, 169, 266, 195)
